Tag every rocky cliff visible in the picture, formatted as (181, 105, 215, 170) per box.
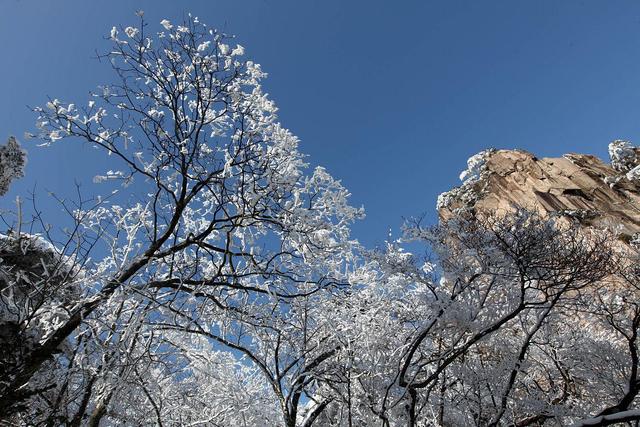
(437, 141, 640, 243)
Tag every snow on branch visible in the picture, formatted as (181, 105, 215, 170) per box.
(570, 409, 640, 427)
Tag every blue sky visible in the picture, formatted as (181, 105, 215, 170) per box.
(1, 0, 640, 246)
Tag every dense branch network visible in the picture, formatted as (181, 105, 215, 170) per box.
(1, 12, 640, 427)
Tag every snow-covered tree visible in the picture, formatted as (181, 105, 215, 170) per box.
(0, 136, 26, 196)
(346, 209, 640, 427)
(0, 13, 362, 424)
(4, 11, 640, 427)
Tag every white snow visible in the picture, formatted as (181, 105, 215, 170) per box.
(231, 44, 245, 56)
(609, 139, 638, 173)
(627, 164, 640, 181)
(124, 27, 139, 38)
(437, 149, 495, 210)
(459, 150, 492, 183)
(160, 19, 173, 31)
(197, 41, 211, 52)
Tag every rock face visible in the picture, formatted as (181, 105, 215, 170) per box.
(438, 142, 640, 242)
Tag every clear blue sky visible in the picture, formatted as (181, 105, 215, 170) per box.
(2, 0, 640, 246)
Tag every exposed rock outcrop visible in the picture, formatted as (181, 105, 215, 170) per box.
(438, 141, 640, 243)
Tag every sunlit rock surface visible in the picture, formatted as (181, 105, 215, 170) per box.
(438, 144, 640, 242)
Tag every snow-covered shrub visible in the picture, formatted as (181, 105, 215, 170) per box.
(0, 136, 26, 196)
(609, 139, 638, 173)
(437, 148, 495, 211)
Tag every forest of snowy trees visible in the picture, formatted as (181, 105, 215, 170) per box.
(2, 15, 640, 427)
